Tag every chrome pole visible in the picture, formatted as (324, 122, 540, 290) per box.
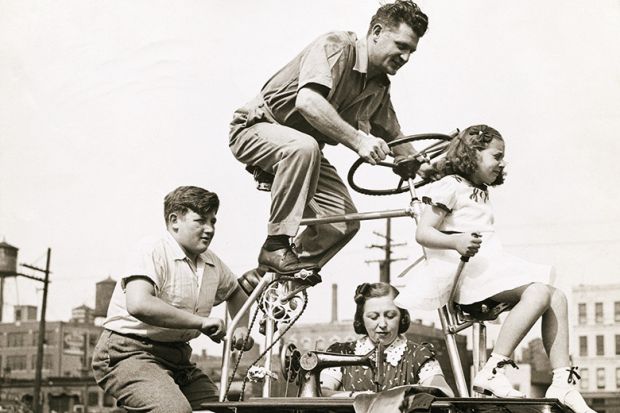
(438, 306, 470, 397)
(219, 272, 275, 402)
(262, 319, 275, 397)
(300, 208, 414, 226)
(471, 322, 488, 397)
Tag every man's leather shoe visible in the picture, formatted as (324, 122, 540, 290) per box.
(238, 268, 266, 295)
(258, 246, 318, 275)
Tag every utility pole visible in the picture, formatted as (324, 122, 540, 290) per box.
(22, 248, 51, 413)
(365, 218, 406, 283)
(82, 331, 90, 413)
(0, 243, 52, 413)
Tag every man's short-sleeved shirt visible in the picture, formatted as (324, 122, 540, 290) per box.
(103, 231, 239, 342)
(258, 31, 402, 145)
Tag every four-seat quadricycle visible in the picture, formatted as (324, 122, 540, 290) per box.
(205, 132, 571, 413)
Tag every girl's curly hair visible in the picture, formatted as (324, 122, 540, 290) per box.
(435, 124, 505, 186)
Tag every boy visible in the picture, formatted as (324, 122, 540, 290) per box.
(92, 186, 253, 412)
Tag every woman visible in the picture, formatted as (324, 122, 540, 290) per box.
(320, 282, 454, 397)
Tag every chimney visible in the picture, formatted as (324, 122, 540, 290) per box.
(331, 283, 338, 322)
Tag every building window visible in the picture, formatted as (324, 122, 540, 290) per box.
(103, 394, 115, 408)
(578, 303, 587, 325)
(615, 302, 620, 323)
(301, 338, 311, 351)
(596, 335, 605, 356)
(88, 392, 99, 407)
(596, 368, 605, 389)
(579, 336, 588, 357)
(616, 335, 620, 356)
(29, 354, 53, 370)
(32, 330, 57, 346)
(314, 338, 326, 351)
(7, 332, 27, 347)
(595, 302, 603, 324)
(6, 355, 27, 371)
(616, 368, 620, 390)
(581, 368, 589, 390)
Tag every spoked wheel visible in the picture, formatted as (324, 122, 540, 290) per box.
(347, 133, 454, 196)
(280, 343, 302, 383)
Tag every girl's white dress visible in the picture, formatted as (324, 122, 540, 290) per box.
(395, 175, 552, 311)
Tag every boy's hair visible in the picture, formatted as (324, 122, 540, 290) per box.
(436, 124, 505, 186)
(368, 0, 429, 37)
(163, 186, 219, 224)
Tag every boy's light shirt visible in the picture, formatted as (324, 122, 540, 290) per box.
(103, 231, 237, 342)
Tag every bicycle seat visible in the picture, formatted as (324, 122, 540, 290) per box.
(456, 298, 513, 322)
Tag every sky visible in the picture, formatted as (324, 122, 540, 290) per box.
(1, 0, 619, 356)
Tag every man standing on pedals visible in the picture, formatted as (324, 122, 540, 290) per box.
(229, 1, 437, 291)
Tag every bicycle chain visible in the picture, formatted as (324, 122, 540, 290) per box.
(223, 276, 308, 401)
(239, 277, 308, 401)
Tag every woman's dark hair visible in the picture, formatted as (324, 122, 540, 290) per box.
(368, 0, 429, 37)
(163, 186, 219, 224)
(435, 124, 505, 186)
(353, 282, 410, 335)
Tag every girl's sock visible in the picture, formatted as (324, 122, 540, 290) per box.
(551, 366, 572, 385)
(547, 367, 593, 413)
(483, 353, 510, 371)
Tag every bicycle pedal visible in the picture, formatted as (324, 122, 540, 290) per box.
(293, 269, 322, 286)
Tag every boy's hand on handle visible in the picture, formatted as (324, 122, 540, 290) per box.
(200, 317, 226, 343)
(454, 232, 482, 257)
(230, 326, 254, 351)
(356, 131, 391, 165)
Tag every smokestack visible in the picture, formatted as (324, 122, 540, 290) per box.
(331, 283, 338, 322)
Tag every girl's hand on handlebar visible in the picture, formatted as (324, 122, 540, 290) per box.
(454, 233, 482, 257)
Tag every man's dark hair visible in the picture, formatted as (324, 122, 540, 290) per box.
(163, 186, 219, 224)
(368, 0, 429, 37)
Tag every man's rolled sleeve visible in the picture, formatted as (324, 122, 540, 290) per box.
(298, 33, 349, 94)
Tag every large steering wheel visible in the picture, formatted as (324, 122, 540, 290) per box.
(347, 133, 454, 196)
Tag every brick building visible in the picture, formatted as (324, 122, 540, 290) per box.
(572, 283, 620, 413)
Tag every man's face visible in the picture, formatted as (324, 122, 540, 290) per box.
(169, 209, 216, 258)
(369, 22, 420, 76)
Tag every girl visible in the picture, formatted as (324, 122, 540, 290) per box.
(394, 125, 594, 413)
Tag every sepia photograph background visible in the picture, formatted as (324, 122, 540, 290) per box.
(1, 0, 619, 356)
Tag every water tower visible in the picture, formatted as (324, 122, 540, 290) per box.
(95, 276, 116, 317)
(0, 240, 19, 322)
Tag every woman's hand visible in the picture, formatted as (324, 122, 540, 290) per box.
(453, 233, 482, 257)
